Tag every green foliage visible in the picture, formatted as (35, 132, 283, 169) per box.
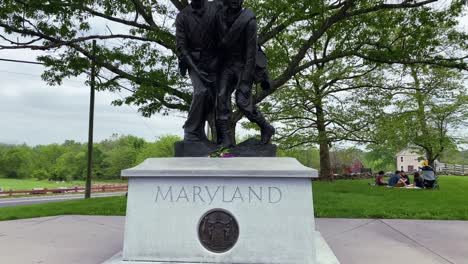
(31, 169, 49, 180)
(277, 147, 320, 169)
(0, 145, 34, 178)
(369, 66, 468, 166)
(209, 147, 233, 158)
(439, 149, 468, 165)
(0, 0, 465, 119)
(362, 150, 396, 173)
(134, 135, 181, 163)
(0, 134, 180, 181)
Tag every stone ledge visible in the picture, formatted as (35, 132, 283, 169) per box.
(102, 231, 340, 264)
(121, 157, 318, 178)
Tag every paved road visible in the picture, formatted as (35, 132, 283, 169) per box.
(0, 192, 126, 207)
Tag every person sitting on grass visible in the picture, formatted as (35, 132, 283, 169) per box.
(413, 172, 424, 188)
(375, 171, 388, 186)
(394, 171, 408, 188)
(388, 171, 401, 187)
(400, 171, 411, 185)
(421, 160, 436, 189)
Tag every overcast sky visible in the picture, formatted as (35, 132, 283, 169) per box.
(0, 48, 189, 145)
(0, 6, 467, 146)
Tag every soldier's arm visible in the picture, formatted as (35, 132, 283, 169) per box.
(175, 13, 189, 58)
(241, 18, 258, 84)
(175, 13, 189, 76)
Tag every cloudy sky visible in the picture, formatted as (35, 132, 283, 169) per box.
(0, 5, 467, 146)
(0, 48, 188, 145)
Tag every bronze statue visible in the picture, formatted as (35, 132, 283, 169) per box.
(175, 0, 219, 142)
(175, 0, 275, 150)
(215, 0, 274, 148)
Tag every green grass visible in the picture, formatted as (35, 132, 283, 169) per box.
(0, 196, 127, 221)
(313, 176, 468, 220)
(0, 178, 126, 191)
(1, 176, 467, 221)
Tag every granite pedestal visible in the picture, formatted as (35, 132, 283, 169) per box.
(103, 157, 339, 264)
(174, 138, 277, 157)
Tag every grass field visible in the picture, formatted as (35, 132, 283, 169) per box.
(313, 176, 468, 220)
(0, 196, 127, 221)
(1, 176, 467, 221)
(0, 178, 127, 191)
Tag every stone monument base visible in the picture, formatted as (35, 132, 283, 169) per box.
(102, 232, 340, 264)
(174, 138, 277, 157)
(104, 158, 338, 264)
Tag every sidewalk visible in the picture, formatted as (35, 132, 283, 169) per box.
(0, 216, 467, 264)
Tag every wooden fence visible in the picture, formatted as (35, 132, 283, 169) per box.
(0, 185, 128, 197)
(437, 163, 467, 176)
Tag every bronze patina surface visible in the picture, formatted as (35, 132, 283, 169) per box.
(198, 210, 239, 253)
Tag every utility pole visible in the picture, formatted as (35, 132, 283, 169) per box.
(85, 40, 97, 199)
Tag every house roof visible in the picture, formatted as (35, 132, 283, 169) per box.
(396, 149, 421, 157)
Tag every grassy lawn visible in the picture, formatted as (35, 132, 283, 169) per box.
(0, 196, 127, 221)
(313, 176, 468, 220)
(0, 178, 127, 191)
(0, 176, 467, 221)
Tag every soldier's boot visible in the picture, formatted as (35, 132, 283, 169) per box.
(196, 125, 210, 143)
(255, 115, 275, 145)
(216, 120, 233, 148)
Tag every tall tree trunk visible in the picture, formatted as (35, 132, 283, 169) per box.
(426, 150, 436, 168)
(316, 102, 331, 180)
(411, 66, 433, 164)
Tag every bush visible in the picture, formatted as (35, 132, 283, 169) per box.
(32, 169, 49, 180)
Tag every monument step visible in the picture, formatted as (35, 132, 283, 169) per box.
(102, 231, 340, 264)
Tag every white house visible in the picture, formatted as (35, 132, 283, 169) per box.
(396, 149, 423, 172)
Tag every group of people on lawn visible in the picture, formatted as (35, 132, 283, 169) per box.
(375, 161, 437, 189)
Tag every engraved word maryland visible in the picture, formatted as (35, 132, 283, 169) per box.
(155, 186, 283, 204)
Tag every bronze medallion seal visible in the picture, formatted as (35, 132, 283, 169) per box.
(198, 210, 239, 253)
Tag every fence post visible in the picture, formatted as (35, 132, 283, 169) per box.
(9, 189, 12, 196)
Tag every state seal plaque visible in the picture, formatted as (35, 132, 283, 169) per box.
(198, 210, 239, 253)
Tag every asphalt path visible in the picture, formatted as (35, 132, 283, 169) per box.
(0, 192, 126, 208)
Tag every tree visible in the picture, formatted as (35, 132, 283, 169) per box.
(134, 135, 181, 164)
(99, 135, 145, 178)
(362, 149, 396, 173)
(257, 1, 467, 178)
(266, 53, 386, 178)
(277, 147, 320, 169)
(371, 65, 467, 167)
(54, 149, 87, 180)
(1, 1, 467, 179)
(0, 0, 465, 122)
(30, 144, 66, 177)
(0, 145, 33, 178)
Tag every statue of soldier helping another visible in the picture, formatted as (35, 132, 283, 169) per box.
(175, 0, 275, 157)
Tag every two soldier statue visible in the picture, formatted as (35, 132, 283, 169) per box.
(176, 0, 275, 148)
